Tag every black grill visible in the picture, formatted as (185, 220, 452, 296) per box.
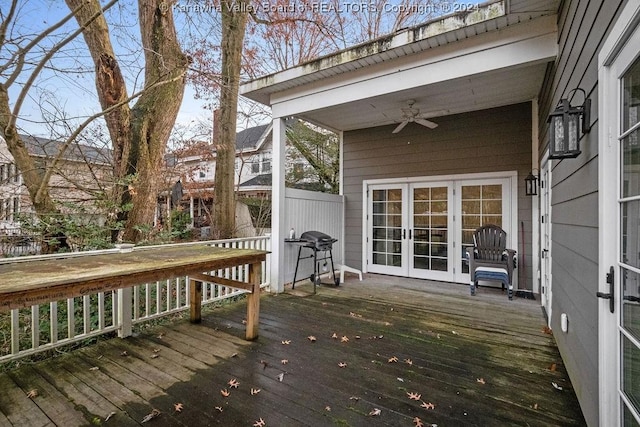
(299, 231, 337, 251)
(287, 230, 339, 292)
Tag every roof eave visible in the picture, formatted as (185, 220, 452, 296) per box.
(241, 0, 508, 105)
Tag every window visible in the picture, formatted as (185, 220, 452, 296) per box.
(199, 170, 206, 179)
(262, 159, 271, 173)
(251, 162, 260, 174)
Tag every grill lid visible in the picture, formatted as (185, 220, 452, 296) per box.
(300, 230, 336, 244)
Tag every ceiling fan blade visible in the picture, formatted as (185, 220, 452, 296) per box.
(415, 118, 438, 129)
(392, 121, 409, 133)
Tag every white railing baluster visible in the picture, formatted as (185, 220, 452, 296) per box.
(98, 292, 105, 330)
(67, 298, 75, 339)
(132, 285, 139, 321)
(10, 309, 19, 355)
(31, 305, 39, 350)
(83, 295, 91, 334)
(50, 301, 58, 345)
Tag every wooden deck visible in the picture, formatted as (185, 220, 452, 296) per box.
(0, 275, 586, 426)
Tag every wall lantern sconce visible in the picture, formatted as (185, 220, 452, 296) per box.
(548, 88, 591, 159)
(525, 170, 539, 196)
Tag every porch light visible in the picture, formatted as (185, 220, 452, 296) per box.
(525, 170, 538, 196)
(548, 88, 591, 159)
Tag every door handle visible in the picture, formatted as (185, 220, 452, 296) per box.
(403, 229, 406, 239)
(409, 229, 412, 240)
(596, 266, 615, 313)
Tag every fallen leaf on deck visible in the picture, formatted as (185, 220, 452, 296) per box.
(338, 362, 347, 368)
(325, 406, 331, 411)
(150, 354, 159, 359)
(407, 392, 421, 401)
(355, 335, 361, 339)
(26, 389, 38, 399)
(141, 409, 160, 423)
(89, 366, 100, 371)
(550, 363, 557, 372)
(242, 319, 247, 324)
(349, 311, 362, 318)
(533, 403, 538, 410)
(215, 406, 223, 412)
(369, 408, 381, 416)
(231, 352, 238, 357)
(174, 403, 183, 412)
(451, 331, 458, 335)
(251, 388, 261, 395)
(341, 336, 349, 343)
(120, 351, 129, 357)
(552, 382, 563, 391)
(277, 373, 285, 382)
(476, 378, 486, 385)
(420, 401, 435, 410)
(228, 378, 239, 388)
(253, 417, 266, 426)
(221, 388, 230, 397)
(413, 417, 424, 427)
(397, 377, 405, 382)
(307, 335, 317, 342)
(281, 359, 288, 365)
(153, 348, 160, 353)
(157, 333, 164, 339)
(405, 358, 413, 365)
(542, 326, 553, 335)
(105, 411, 116, 421)
(388, 356, 398, 363)
(281, 340, 291, 345)
(260, 360, 269, 370)
(331, 332, 338, 339)
(349, 396, 360, 401)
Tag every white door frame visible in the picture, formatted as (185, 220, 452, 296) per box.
(598, 1, 640, 424)
(540, 154, 552, 326)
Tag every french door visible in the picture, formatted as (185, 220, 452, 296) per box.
(366, 174, 513, 283)
(600, 3, 640, 424)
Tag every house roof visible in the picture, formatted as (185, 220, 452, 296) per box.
(241, 0, 559, 106)
(240, 0, 559, 133)
(20, 134, 112, 165)
(239, 173, 272, 188)
(235, 124, 271, 152)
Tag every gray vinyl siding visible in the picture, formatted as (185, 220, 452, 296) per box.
(342, 102, 533, 287)
(538, 1, 625, 425)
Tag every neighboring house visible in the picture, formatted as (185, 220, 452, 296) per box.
(241, 0, 640, 425)
(165, 122, 324, 228)
(0, 134, 112, 228)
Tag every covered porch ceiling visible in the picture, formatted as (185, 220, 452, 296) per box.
(241, 0, 560, 132)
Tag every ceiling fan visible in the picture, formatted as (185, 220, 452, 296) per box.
(392, 99, 438, 133)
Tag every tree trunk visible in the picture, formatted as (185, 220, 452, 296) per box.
(68, 0, 188, 242)
(213, 1, 248, 239)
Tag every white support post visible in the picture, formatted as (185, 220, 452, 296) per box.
(117, 287, 133, 338)
(271, 117, 287, 293)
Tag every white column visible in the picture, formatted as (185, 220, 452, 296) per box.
(189, 196, 194, 227)
(271, 117, 287, 293)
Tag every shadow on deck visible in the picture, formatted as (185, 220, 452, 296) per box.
(0, 275, 586, 426)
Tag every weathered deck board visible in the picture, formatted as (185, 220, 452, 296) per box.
(0, 275, 585, 426)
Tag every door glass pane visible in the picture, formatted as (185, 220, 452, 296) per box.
(461, 184, 503, 273)
(622, 335, 640, 421)
(622, 130, 640, 198)
(624, 404, 640, 427)
(622, 200, 640, 269)
(623, 56, 640, 133)
(412, 187, 448, 272)
(372, 189, 403, 267)
(622, 267, 640, 342)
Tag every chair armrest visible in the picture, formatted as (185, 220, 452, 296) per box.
(503, 249, 517, 271)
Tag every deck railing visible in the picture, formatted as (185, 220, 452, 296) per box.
(0, 236, 271, 365)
